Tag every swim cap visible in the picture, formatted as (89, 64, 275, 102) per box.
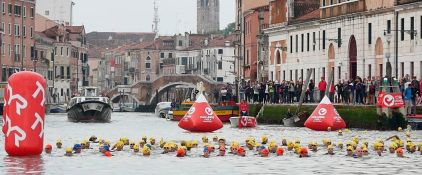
(261, 148, 269, 156)
(65, 147, 72, 153)
(103, 145, 110, 151)
(276, 147, 284, 155)
(177, 147, 186, 157)
(104, 151, 112, 157)
(73, 144, 81, 151)
(45, 144, 53, 149)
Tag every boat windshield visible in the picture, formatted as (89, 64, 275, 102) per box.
(84, 88, 98, 97)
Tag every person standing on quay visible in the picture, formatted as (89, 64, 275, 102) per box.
(318, 77, 327, 102)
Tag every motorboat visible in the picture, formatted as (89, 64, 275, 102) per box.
(48, 104, 67, 113)
(67, 87, 112, 122)
(155, 102, 172, 118)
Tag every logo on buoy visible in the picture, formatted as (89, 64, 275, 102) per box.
(318, 108, 327, 116)
(188, 107, 196, 115)
(205, 107, 213, 116)
(383, 94, 395, 107)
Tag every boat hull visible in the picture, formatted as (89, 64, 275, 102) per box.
(67, 101, 112, 122)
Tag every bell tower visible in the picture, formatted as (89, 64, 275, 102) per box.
(197, 0, 220, 34)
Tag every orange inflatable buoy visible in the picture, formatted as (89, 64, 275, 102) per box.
(3, 71, 47, 156)
(178, 94, 223, 132)
(304, 96, 346, 131)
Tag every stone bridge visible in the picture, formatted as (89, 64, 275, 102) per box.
(107, 74, 225, 105)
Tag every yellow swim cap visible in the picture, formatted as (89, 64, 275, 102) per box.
(133, 144, 140, 151)
(142, 146, 150, 155)
(66, 147, 72, 153)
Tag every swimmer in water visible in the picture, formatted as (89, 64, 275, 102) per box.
(281, 139, 287, 146)
(396, 147, 407, 158)
(133, 145, 140, 153)
(260, 148, 269, 157)
(176, 147, 186, 157)
(325, 145, 334, 155)
(218, 146, 226, 156)
(89, 135, 98, 143)
(73, 144, 82, 154)
(45, 144, 52, 154)
(261, 135, 268, 145)
(213, 136, 219, 143)
(299, 147, 309, 158)
(338, 129, 343, 136)
(203, 147, 210, 158)
(65, 147, 73, 157)
(276, 147, 284, 156)
(346, 146, 354, 157)
(130, 142, 135, 149)
(237, 146, 246, 157)
(56, 140, 62, 149)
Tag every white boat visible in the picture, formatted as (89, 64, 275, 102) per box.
(155, 102, 172, 118)
(67, 87, 112, 122)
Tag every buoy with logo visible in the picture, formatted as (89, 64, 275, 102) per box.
(178, 94, 223, 132)
(304, 96, 346, 131)
(3, 71, 47, 156)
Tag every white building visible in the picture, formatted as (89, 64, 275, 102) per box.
(266, 0, 422, 84)
(200, 36, 236, 83)
(36, 0, 75, 25)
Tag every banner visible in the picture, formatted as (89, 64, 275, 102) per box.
(377, 91, 404, 108)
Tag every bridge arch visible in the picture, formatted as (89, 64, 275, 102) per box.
(149, 82, 196, 104)
(110, 93, 141, 104)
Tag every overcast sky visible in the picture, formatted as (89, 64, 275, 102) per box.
(72, 0, 235, 34)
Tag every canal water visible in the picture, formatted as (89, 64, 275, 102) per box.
(0, 113, 421, 175)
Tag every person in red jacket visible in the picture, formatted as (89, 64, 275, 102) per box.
(329, 83, 335, 102)
(239, 99, 249, 116)
(318, 77, 327, 102)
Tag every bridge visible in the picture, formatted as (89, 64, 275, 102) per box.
(107, 74, 225, 105)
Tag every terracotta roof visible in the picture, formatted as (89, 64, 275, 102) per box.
(208, 35, 236, 47)
(66, 26, 85, 34)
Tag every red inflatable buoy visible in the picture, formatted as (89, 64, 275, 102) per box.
(178, 94, 223, 132)
(3, 71, 47, 156)
(304, 96, 346, 131)
(238, 116, 257, 128)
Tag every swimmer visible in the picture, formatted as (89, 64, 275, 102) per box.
(276, 147, 284, 156)
(203, 147, 210, 158)
(362, 147, 369, 156)
(139, 140, 146, 148)
(73, 144, 82, 154)
(142, 136, 147, 143)
(191, 140, 198, 148)
(176, 147, 186, 157)
(218, 138, 226, 147)
(133, 145, 140, 153)
(150, 138, 156, 145)
(261, 135, 268, 145)
(213, 136, 219, 143)
(337, 142, 344, 150)
(396, 147, 406, 158)
(202, 136, 209, 143)
(56, 140, 62, 149)
(89, 135, 98, 143)
(237, 146, 246, 157)
(281, 138, 288, 146)
(65, 147, 73, 157)
(80, 141, 86, 149)
(398, 127, 403, 132)
(389, 143, 397, 153)
(130, 142, 135, 149)
(287, 142, 294, 151)
(310, 142, 318, 152)
(346, 146, 354, 157)
(354, 148, 363, 158)
(142, 146, 151, 156)
(325, 145, 334, 155)
(299, 147, 309, 158)
(268, 141, 277, 153)
(338, 129, 343, 136)
(246, 141, 254, 150)
(85, 140, 91, 149)
(159, 138, 165, 148)
(376, 149, 382, 156)
(218, 146, 226, 156)
(260, 148, 269, 157)
(327, 127, 331, 132)
(45, 144, 53, 154)
(104, 151, 112, 157)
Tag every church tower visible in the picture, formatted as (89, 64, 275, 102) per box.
(197, 0, 220, 34)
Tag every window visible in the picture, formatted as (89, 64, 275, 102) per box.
(290, 36, 293, 53)
(313, 32, 316, 51)
(218, 49, 223, 54)
(322, 67, 326, 78)
(290, 70, 293, 81)
(8, 23, 11, 35)
(14, 24, 20, 36)
(30, 7, 34, 18)
(146, 75, 151, 81)
(217, 77, 224, 82)
(218, 61, 222, 70)
(338, 66, 341, 80)
(410, 17, 414, 40)
(323, 0, 326, 6)
(307, 33, 310, 51)
(410, 62, 414, 77)
(160, 53, 164, 58)
(400, 62, 404, 78)
(301, 34, 304, 52)
(368, 64, 372, 78)
(60, 47, 63, 55)
(30, 27, 33, 38)
(145, 63, 151, 69)
(22, 25, 26, 37)
(22, 45, 25, 58)
(60, 66, 64, 78)
(283, 70, 286, 80)
(2, 2, 5, 13)
(322, 30, 326, 50)
(338, 28, 341, 47)
(368, 23, 372, 44)
(67, 66, 70, 79)
(14, 5, 21, 16)
(54, 47, 57, 55)
(8, 3, 12, 14)
(169, 53, 173, 58)
(387, 20, 391, 34)
(178, 40, 183, 46)
(295, 35, 298, 53)
(23, 6, 26, 17)
(67, 48, 69, 56)
(401, 18, 404, 41)
(61, 89, 63, 96)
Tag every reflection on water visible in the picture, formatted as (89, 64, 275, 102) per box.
(0, 113, 421, 174)
(3, 156, 43, 175)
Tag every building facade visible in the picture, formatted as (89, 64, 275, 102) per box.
(197, 0, 220, 34)
(1, 0, 36, 83)
(266, 0, 422, 85)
